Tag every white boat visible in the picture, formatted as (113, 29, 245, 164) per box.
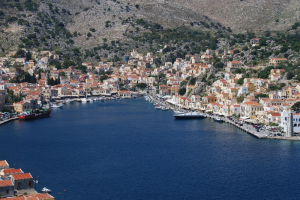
(42, 187, 51, 193)
(50, 104, 63, 108)
(65, 99, 71, 103)
(161, 106, 168, 111)
(174, 110, 186, 115)
(155, 105, 162, 109)
(82, 79, 89, 102)
(174, 111, 204, 119)
(214, 117, 224, 123)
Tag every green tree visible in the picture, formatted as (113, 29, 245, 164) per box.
(100, 75, 108, 82)
(292, 102, 300, 112)
(189, 77, 197, 85)
(178, 88, 186, 96)
(136, 83, 147, 90)
(180, 81, 187, 87)
(237, 96, 245, 103)
(214, 62, 224, 68)
(237, 77, 244, 85)
(255, 94, 269, 99)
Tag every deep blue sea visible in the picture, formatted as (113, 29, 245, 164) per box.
(1, 98, 300, 199)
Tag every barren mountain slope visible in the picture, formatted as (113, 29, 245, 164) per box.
(172, 0, 300, 32)
(45, 0, 218, 48)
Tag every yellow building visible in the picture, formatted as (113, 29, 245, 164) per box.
(13, 102, 31, 113)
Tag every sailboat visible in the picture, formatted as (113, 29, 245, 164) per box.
(81, 79, 88, 102)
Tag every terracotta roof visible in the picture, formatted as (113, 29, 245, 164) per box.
(270, 113, 281, 117)
(229, 61, 242, 64)
(3, 168, 23, 175)
(243, 102, 262, 106)
(0, 160, 9, 167)
(5, 193, 54, 200)
(12, 173, 32, 180)
(0, 180, 13, 187)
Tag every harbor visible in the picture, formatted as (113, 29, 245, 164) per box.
(0, 94, 142, 124)
(145, 94, 300, 141)
(2, 98, 300, 200)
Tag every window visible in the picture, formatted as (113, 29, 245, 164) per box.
(6, 190, 9, 194)
(29, 181, 32, 187)
(18, 182, 20, 187)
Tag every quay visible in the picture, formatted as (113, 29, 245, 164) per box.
(147, 94, 300, 141)
(0, 116, 18, 125)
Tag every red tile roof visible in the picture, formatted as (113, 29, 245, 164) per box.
(270, 113, 281, 117)
(3, 168, 23, 175)
(0, 180, 13, 187)
(5, 193, 54, 200)
(0, 160, 9, 167)
(12, 173, 32, 180)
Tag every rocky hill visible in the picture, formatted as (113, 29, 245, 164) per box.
(0, 0, 300, 56)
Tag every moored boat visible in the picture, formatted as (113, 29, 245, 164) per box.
(18, 109, 52, 120)
(174, 111, 204, 119)
(213, 117, 224, 123)
(50, 103, 63, 108)
(161, 106, 168, 111)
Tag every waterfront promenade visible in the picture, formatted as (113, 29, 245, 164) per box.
(148, 94, 300, 141)
(0, 116, 18, 125)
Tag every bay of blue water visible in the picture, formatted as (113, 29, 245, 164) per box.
(1, 98, 300, 199)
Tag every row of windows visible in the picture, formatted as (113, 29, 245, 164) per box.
(251, 107, 262, 111)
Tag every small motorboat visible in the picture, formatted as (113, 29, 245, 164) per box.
(42, 187, 51, 193)
(214, 117, 224, 123)
(161, 106, 168, 111)
(155, 106, 162, 109)
(50, 104, 63, 108)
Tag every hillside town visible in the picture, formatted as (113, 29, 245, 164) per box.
(0, 40, 300, 138)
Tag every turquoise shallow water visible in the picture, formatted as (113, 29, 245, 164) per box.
(1, 98, 300, 199)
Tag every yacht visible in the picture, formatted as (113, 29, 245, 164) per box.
(174, 110, 186, 115)
(174, 111, 204, 119)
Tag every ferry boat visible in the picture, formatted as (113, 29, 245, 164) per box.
(174, 112, 204, 119)
(18, 109, 52, 120)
